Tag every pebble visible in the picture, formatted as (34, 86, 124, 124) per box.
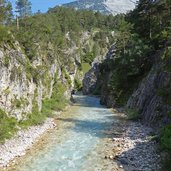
(119, 165, 123, 168)
(109, 155, 114, 160)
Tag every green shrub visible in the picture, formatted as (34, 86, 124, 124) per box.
(41, 98, 64, 117)
(19, 111, 46, 128)
(12, 98, 22, 108)
(157, 87, 171, 105)
(66, 76, 72, 85)
(41, 98, 55, 117)
(0, 109, 18, 144)
(82, 63, 91, 74)
(62, 69, 72, 85)
(3, 87, 10, 95)
(161, 124, 171, 151)
(19, 99, 45, 128)
(82, 52, 95, 64)
(0, 26, 11, 44)
(20, 82, 67, 128)
(51, 82, 67, 111)
(41, 81, 67, 116)
(160, 124, 171, 170)
(25, 63, 40, 83)
(126, 108, 140, 120)
(3, 56, 10, 67)
(42, 98, 66, 116)
(74, 78, 82, 91)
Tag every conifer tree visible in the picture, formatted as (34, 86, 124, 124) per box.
(16, 0, 32, 18)
(0, 0, 13, 25)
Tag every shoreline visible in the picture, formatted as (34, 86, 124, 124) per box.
(105, 109, 161, 171)
(0, 102, 71, 170)
(0, 116, 57, 169)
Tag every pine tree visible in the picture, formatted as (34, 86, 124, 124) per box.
(128, 0, 171, 48)
(0, 0, 6, 23)
(0, 0, 13, 25)
(16, 0, 32, 18)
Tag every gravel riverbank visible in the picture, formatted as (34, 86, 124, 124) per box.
(0, 118, 56, 169)
(105, 111, 161, 171)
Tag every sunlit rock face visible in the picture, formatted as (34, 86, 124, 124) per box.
(0, 36, 82, 120)
(62, 0, 137, 15)
(0, 30, 111, 120)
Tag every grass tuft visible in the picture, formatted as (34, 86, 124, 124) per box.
(126, 108, 140, 120)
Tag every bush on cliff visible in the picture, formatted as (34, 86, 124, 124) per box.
(41, 82, 67, 117)
(0, 26, 11, 44)
(160, 124, 171, 170)
(126, 108, 140, 120)
(0, 109, 18, 143)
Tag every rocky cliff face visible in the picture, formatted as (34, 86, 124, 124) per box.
(83, 45, 171, 126)
(83, 44, 117, 108)
(82, 56, 104, 94)
(0, 30, 112, 120)
(0, 43, 35, 120)
(82, 44, 115, 95)
(127, 51, 171, 126)
(98, 45, 117, 107)
(0, 34, 84, 120)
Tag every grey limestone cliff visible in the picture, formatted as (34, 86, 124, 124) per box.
(83, 44, 171, 126)
(127, 54, 171, 126)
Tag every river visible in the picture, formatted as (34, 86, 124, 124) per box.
(13, 95, 122, 171)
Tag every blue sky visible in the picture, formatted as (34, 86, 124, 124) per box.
(9, 0, 75, 13)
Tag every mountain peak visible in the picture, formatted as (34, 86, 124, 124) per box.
(62, 0, 137, 15)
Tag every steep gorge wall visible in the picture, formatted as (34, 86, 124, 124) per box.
(83, 45, 171, 126)
(0, 35, 81, 120)
(82, 44, 115, 96)
(127, 51, 171, 126)
(83, 44, 117, 108)
(0, 42, 74, 120)
(0, 30, 111, 121)
(0, 43, 35, 120)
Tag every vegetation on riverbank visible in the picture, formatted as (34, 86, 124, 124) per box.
(0, 82, 67, 144)
(160, 124, 171, 170)
(0, 109, 17, 144)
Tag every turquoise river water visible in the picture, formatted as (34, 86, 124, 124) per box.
(14, 95, 121, 171)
